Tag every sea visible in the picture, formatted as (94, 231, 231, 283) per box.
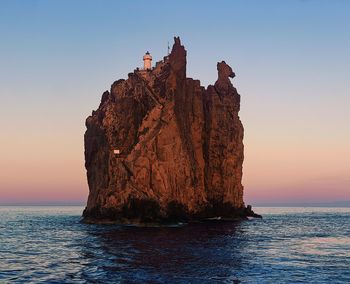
(0, 206, 349, 284)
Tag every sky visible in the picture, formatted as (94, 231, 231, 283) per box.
(0, 0, 349, 205)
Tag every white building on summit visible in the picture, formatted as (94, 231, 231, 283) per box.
(143, 51, 152, 70)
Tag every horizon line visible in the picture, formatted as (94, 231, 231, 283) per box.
(1, 201, 349, 208)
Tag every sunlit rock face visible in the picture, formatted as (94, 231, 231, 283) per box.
(83, 37, 251, 224)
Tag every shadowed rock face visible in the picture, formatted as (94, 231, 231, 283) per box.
(83, 37, 252, 223)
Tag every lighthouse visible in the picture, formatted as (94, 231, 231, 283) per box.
(143, 51, 152, 70)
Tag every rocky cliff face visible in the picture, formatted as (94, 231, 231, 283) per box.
(83, 37, 257, 223)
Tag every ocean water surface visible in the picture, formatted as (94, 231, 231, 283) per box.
(0, 206, 349, 283)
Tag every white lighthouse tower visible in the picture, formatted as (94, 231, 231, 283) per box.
(143, 51, 152, 70)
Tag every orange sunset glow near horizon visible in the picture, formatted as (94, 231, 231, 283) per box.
(1, 1, 349, 205)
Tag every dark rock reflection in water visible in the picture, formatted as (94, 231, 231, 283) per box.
(0, 206, 349, 283)
(81, 222, 245, 283)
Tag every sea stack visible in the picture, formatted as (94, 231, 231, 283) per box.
(83, 37, 259, 223)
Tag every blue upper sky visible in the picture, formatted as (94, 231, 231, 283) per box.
(0, 0, 349, 204)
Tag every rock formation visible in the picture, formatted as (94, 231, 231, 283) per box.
(83, 37, 260, 224)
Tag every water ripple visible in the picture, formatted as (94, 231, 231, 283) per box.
(0, 206, 349, 283)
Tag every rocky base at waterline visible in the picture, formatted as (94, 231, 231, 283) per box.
(83, 203, 262, 225)
(83, 37, 261, 224)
